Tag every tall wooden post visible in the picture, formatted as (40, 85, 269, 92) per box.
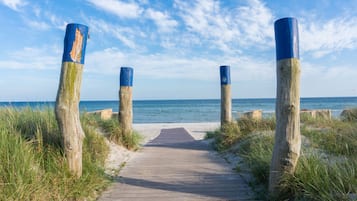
(55, 23, 88, 178)
(220, 65, 232, 126)
(119, 67, 133, 137)
(269, 17, 301, 194)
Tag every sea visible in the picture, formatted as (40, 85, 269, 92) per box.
(0, 97, 356, 123)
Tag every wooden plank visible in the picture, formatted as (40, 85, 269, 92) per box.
(99, 127, 257, 201)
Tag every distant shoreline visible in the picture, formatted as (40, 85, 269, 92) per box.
(1, 96, 357, 103)
(1, 97, 356, 123)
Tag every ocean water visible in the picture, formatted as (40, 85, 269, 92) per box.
(0, 97, 356, 123)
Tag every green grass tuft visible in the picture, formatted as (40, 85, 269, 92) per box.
(0, 107, 111, 200)
(301, 119, 357, 156)
(98, 118, 142, 150)
(209, 116, 357, 200)
(206, 118, 276, 152)
(280, 156, 357, 201)
(341, 108, 357, 122)
(237, 117, 276, 135)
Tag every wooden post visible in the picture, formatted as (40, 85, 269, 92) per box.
(269, 17, 301, 194)
(55, 23, 88, 178)
(220, 65, 232, 126)
(119, 67, 133, 137)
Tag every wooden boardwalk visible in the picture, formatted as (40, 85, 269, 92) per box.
(98, 128, 255, 201)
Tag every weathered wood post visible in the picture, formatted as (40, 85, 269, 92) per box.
(220, 65, 232, 126)
(119, 67, 134, 137)
(269, 17, 301, 194)
(55, 23, 88, 178)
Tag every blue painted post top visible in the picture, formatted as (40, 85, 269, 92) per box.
(274, 17, 299, 60)
(62, 23, 89, 64)
(220, 65, 231, 85)
(120, 67, 134, 87)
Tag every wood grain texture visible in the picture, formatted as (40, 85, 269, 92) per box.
(269, 58, 301, 193)
(55, 62, 85, 178)
(221, 85, 232, 126)
(119, 86, 133, 136)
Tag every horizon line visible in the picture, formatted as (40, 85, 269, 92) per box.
(1, 96, 357, 103)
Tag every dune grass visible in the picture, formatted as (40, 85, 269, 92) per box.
(0, 107, 133, 200)
(207, 116, 357, 200)
(341, 108, 357, 122)
(98, 118, 142, 150)
(206, 117, 275, 151)
(301, 118, 357, 156)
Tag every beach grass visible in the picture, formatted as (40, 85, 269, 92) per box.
(0, 107, 115, 200)
(98, 118, 142, 150)
(341, 108, 357, 122)
(206, 117, 275, 151)
(208, 116, 357, 200)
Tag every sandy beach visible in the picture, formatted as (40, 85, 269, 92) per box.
(104, 122, 220, 174)
(133, 122, 220, 143)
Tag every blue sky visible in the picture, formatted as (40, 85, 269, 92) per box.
(0, 0, 357, 101)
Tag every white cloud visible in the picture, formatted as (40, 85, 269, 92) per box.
(300, 61, 357, 96)
(0, 46, 60, 70)
(86, 0, 143, 19)
(85, 47, 275, 82)
(234, 0, 274, 46)
(0, 0, 26, 11)
(21, 8, 67, 30)
(174, 0, 274, 52)
(46, 12, 67, 30)
(145, 8, 178, 32)
(25, 19, 50, 30)
(88, 19, 138, 49)
(300, 17, 357, 58)
(85, 48, 125, 73)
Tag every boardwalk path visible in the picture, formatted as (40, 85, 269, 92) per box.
(98, 127, 255, 201)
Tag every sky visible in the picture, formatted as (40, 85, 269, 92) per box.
(0, 0, 357, 101)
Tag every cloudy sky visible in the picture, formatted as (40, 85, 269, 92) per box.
(0, 0, 357, 101)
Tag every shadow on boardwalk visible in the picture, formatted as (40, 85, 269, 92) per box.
(98, 128, 256, 201)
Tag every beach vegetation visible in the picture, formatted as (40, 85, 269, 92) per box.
(0, 107, 139, 200)
(207, 118, 276, 151)
(341, 108, 357, 122)
(208, 116, 357, 200)
(98, 118, 142, 150)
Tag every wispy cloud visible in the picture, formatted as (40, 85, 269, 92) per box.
(174, 0, 274, 53)
(300, 60, 357, 96)
(88, 19, 139, 49)
(86, 0, 143, 19)
(234, 0, 274, 46)
(301, 17, 357, 58)
(145, 8, 178, 33)
(0, 46, 60, 70)
(0, 0, 26, 11)
(25, 19, 50, 30)
(85, 47, 275, 82)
